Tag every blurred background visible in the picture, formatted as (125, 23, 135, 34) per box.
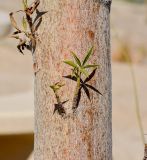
(0, 0, 147, 160)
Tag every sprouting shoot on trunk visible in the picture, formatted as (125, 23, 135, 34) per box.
(9, 0, 46, 54)
(63, 46, 102, 112)
(50, 82, 68, 117)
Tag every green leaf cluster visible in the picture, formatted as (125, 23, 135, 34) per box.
(50, 82, 65, 93)
(63, 47, 99, 78)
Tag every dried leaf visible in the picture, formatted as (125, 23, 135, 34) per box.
(12, 31, 21, 35)
(85, 84, 102, 95)
(84, 68, 97, 83)
(33, 9, 47, 24)
(82, 84, 90, 100)
(17, 39, 27, 54)
(63, 75, 77, 82)
(10, 35, 20, 40)
(26, 0, 40, 15)
(9, 12, 20, 31)
(53, 104, 66, 116)
(73, 88, 81, 110)
(34, 17, 42, 31)
(61, 100, 69, 105)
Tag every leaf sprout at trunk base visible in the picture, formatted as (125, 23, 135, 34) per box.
(63, 46, 102, 113)
(50, 82, 68, 117)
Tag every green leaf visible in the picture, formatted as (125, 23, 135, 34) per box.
(50, 82, 64, 92)
(82, 46, 94, 66)
(84, 64, 99, 68)
(63, 60, 78, 68)
(22, 17, 27, 31)
(70, 51, 81, 66)
(23, 0, 28, 10)
(80, 68, 89, 77)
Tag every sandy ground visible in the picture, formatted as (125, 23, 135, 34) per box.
(112, 63, 147, 159)
(0, 1, 147, 160)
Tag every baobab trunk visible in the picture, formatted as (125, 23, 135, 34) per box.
(34, 0, 112, 160)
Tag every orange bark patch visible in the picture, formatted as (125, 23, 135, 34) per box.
(80, 109, 95, 160)
(63, 148, 68, 156)
(81, 129, 93, 160)
(85, 108, 94, 124)
(93, 3, 100, 13)
(88, 30, 95, 40)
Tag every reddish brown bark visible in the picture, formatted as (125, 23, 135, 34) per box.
(34, 0, 112, 159)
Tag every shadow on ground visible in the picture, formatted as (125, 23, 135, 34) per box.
(0, 133, 33, 160)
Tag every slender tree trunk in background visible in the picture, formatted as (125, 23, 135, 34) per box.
(143, 144, 147, 160)
(34, 0, 112, 159)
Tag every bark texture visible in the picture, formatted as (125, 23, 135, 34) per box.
(34, 0, 112, 159)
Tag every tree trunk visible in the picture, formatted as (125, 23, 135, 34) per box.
(34, 0, 112, 159)
(143, 144, 147, 160)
